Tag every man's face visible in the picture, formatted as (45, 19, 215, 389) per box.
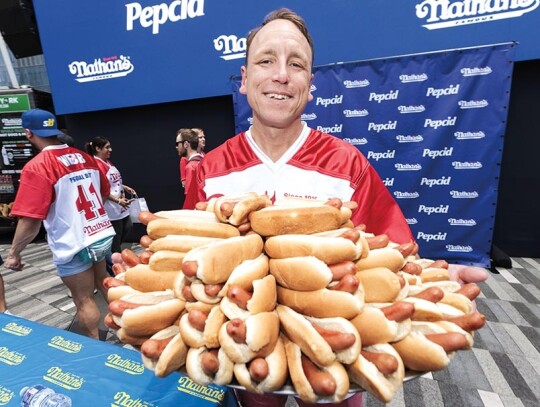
(176, 136, 186, 157)
(240, 19, 313, 130)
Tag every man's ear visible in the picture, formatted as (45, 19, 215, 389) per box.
(308, 73, 314, 102)
(239, 66, 248, 95)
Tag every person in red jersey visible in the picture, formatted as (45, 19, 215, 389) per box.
(3, 109, 114, 339)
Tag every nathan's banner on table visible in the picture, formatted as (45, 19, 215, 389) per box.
(232, 44, 515, 267)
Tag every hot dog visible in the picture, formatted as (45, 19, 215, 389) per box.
(147, 216, 240, 240)
(140, 325, 188, 377)
(124, 264, 180, 292)
(218, 312, 280, 364)
(121, 248, 141, 267)
(149, 235, 224, 253)
(276, 305, 361, 366)
(232, 336, 288, 393)
(220, 274, 277, 320)
(108, 290, 185, 337)
(249, 204, 344, 236)
(282, 335, 350, 404)
(269, 256, 334, 291)
(271, 197, 355, 227)
(186, 347, 234, 386)
(179, 305, 227, 348)
(212, 192, 271, 226)
(103, 274, 142, 302)
(350, 302, 414, 346)
(181, 234, 264, 285)
(355, 245, 406, 273)
(347, 343, 405, 403)
(264, 234, 362, 264)
(355, 267, 404, 303)
(148, 250, 185, 271)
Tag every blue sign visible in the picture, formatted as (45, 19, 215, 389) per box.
(32, 0, 537, 114)
(233, 44, 515, 267)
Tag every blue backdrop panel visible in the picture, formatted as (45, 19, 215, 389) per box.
(32, 0, 536, 114)
(232, 44, 516, 267)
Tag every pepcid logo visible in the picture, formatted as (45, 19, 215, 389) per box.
(426, 84, 460, 98)
(367, 150, 395, 161)
(400, 73, 428, 83)
(417, 231, 447, 242)
(317, 124, 342, 134)
(459, 99, 489, 109)
(415, 0, 539, 29)
(316, 95, 343, 107)
(126, 0, 205, 34)
(368, 120, 397, 133)
(343, 137, 368, 145)
(423, 147, 453, 159)
(461, 66, 493, 76)
(394, 191, 420, 199)
(343, 79, 370, 88)
(421, 176, 451, 187)
(452, 161, 483, 169)
(368, 90, 399, 103)
(382, 177, 394, 186)
(418, 204, 449, 215)
(214, 34, 245, 60)
(344, 109, 369, 118)
(2, 322, 31, 336)
(0, 386, 14, 405)
(424, 116, 457, 129)
(69, 55, 134, 83)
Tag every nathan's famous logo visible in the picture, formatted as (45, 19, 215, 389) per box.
(343, 137, 368, 146)
(105, 353, 144, 375)
(126, 0, 204, 34)
(416, 0, 539, 29)
(48, 336, 83, 354)
(0, 386, 14, 405)
(177, 376, 226, 404)
(43, 367, 84, 390)
(2, 322, 32, 336)
(112, 391, 155, 407)
(214, 34, 245, 60)
(69, 55, 134, 83)
(0, 347, 25, 366)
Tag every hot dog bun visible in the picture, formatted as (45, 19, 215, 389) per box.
(355, 247, 405, 273)
(265, 234, 361, 264)
(232, 336, 288, 393)
(179, 305, 227, 348)
(182, 234, 264, 284)
(220, 274, 277, 320)
(269, 256, 332, 291)
(283, 335, 349, 404)
(149, 235, 223, 253)
(355, 267, 403, 303)
(141, 325, 188, 377)
(250, 205, 343, 236)
(217, 254, 269, 297)
(277, 305, 360, 366)
(213, 193, 271, 225)
(186, 347, 234, 386)
(124, 264, 180, 292)
(218, 312, 280, 363)
(347, 343, 405, 403)
(148, 250, 185, 271)
(276, 286, 363, 319)
(147, 218, 240, 240)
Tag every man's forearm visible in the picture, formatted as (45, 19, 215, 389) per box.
(8, 217, 43, 258)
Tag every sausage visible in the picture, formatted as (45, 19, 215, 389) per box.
(248, 357, 270, 382)
(324, 198, 343, 209)
(103, 276, 127, 289)
(361, 350, 399, 375)
(204, 283, 223, 298)
(395, 242, 416, 258)
(427, 260, 449, 269)
(445, 312, 486, 332)
(121, 248, 141, 267)
(201, 349, 220, 376)
(138, 211, 161, 225)
(227, 285, 253, 309)
(401, 262, 423, 276)
(181, 285, 197, 302)
(139, 250, 153, 265)
(328, 261, 356, 281)
(237, 222, 252, 234)
(188, 310, 209, 331)
(139, 235, 154, 248)
(301, 354, 337, 397)
(424, 332, 470, 352)
(411, 241, 420, 256)
(108, 300, 144, 316)
(226, 319, 247, 343)
(220, 201, 236, 217)
(112, 263, 127, 276)
(195, 201, 209, 211)
(366, 234, 390, 250)
(329, 274, 359, 294)
(381, 301, 415, 322)
(311, 324, 356, 351)
(141, 336, 174, 359)
(456, 283, 481, 301)
(104, 313, 121, 330)
(182, 261, 198, 278)
(411, 286, 445, 303)
(339, 229, 360, 243)
(397, 274, 406, 288)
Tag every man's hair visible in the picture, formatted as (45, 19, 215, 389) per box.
(245, 8, 314, 68)
(180, 128, 199, 150)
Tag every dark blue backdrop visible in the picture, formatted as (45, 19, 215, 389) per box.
(232, 44, 516, 267)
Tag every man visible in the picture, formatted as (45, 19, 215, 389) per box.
(3, 109, 115, 339)
(176, 128, 203, 193)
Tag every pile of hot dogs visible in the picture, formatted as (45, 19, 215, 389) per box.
(103, 192, 486, 404)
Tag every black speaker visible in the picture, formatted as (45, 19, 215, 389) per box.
(0, 0, 42, 58)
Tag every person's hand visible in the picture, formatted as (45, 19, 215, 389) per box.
(448, 264, 489, 285)
(118, 197, 131, 208)
(4, 254, 23, 271)
(124, 186, 136, 196)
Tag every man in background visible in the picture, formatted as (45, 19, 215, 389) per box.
(176, 128, 203, 194)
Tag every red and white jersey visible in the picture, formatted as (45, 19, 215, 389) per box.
(184, 124, 413, 244)
(11, 145, 114, 264)
(95, 157, 129, 221)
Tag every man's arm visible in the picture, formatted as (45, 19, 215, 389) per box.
(4, 217, 43, 271)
